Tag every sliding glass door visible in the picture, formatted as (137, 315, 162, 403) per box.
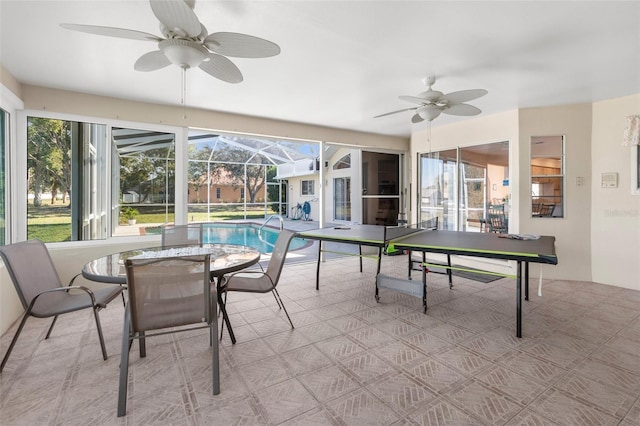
(418, 149, 457, 230)
(418, 142, 509, 232)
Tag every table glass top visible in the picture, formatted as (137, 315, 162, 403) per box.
(82, 244, 261, 284)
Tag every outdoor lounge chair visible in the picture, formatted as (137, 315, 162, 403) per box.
(0, 239, 123, 373)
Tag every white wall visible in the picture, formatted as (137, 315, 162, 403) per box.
(591, 94, 640, 290)
(518, 104, 593, 282)
(287, 175, 321, 221)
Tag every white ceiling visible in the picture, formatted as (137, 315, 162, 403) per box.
(1, 1, 639, 138)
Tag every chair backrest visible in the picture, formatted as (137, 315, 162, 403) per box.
(265, 229, 297, 286)
(0, 239, 63, 310)
(532, 202, 542, 215)
(539, 203, 555, 217)
(487, 209, 507, 233)
(125, 255, 211, 333)
(161, 223, 204, 247)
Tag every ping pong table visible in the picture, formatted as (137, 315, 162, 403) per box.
(298, 225, 557, 338)
(297, 225, 421, 296)
(388, 229, 557, 338)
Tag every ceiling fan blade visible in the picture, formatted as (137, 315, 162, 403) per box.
(199, 53, 243, 83)
(399, 95, 430, 105)
(134, 50, 171, 72)
(60, 23, 162, 42)
(204, 32, 281, 58)
(373, 107, 417, 118)
(411, 114, 424, 124)
(440, 89, 488, 104)
(150, 0, 201, 38)
(443, 103, 482, 116)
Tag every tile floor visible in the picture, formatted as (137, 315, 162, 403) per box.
(1, 253, 639, 425)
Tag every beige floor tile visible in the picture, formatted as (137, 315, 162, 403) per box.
(1, 255, 638, 425)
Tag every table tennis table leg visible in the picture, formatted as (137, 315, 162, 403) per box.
(375, 246, 383, 302)
(422, 256, 427, 313)
(359, 245, 363, 272)
(516, 260, 522, 338)
(316, 241, 322, 290)
(524, 262, 529, 301)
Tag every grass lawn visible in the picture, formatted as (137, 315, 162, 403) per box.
(27, 201, 276, 242)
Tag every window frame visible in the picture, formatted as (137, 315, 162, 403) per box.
(15, 109, 185, 245)
(1, 86, 23, 245)
(632, 145, 640, 195)
(530, 135, 565, 218)
(301, 179, 315, 196)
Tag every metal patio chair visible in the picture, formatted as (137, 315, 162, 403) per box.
(161, 223, 204, 247)
(118, 254, 219, 416)
(218, 229, 297, 344)
(0, 239, 123, 373)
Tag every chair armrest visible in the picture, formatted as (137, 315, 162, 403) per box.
(226, 270, 264, 279)
(34, 285, 101, 307)
(66, 273, 82, 286)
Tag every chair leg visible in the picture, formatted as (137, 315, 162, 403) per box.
(273, 288, 294, 329)
(92, 307, 108, 360)
(217, 290, 236, 344)
(45, 315, 59, 339)
(271, 290, 283, 309)
(0, 311, 31, 373)
(118, 309, 132, 417)
(121, 290, 126, 307)
(139, 331, 146, 358)
(218, 291, 226, 340)
(210, 322, 220, 395)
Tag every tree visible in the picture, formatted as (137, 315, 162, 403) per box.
(209, 147, 268, 204)
(188, 144, 213, 203)
(119, 156, 155, 202)
(27, 118, 71, 207)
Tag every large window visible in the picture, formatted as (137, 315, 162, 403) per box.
(25, 117, 175, 242)
(531, 135, 564, 217)
(187, 131, 316, 221)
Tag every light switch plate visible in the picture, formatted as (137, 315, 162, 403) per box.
(601, 172, 618, 188)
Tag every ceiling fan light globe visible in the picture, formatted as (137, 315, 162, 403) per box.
(160, 39, 207, 68)
(417, 106, 442, 122)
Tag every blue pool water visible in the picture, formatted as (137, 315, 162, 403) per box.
(201, 223, 307, 254)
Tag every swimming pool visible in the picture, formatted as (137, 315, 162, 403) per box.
(197, 223, 307, 253)
(200, 223, 307, 253)
(146, 222, 308, 253)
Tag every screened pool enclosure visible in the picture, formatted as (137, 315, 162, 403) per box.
(24, 116, 318, 242)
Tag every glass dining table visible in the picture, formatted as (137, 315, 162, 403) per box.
(82, 243, 262, 341)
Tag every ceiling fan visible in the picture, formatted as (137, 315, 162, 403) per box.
(60, 0, 280, 84)
(375, 76, 487, 123)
